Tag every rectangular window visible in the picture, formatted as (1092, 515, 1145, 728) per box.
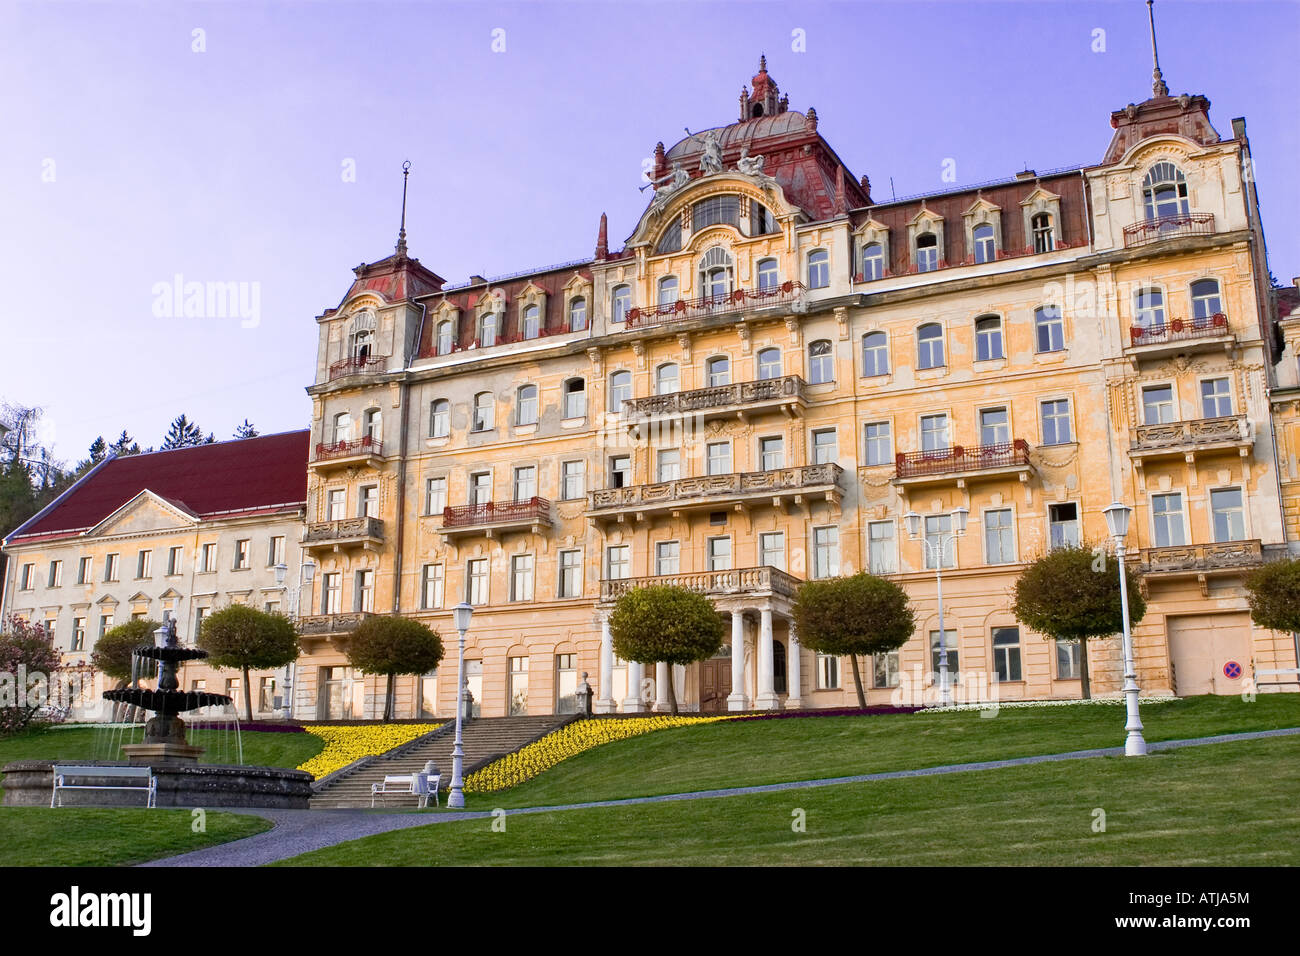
(327, 489, 347, 521)
(1210, 487, 1245, 542)
(759, 532, 786, 571)
(1048, 502, 1080, 549)
(872, 651, 900, 689)
(194, 607, 208, 640)
(811, 428, 837, 465)
(1142, 385, 1175, 425)
(71, 617, 86, 652)
(359, 485, 379, 518)
(975, 317, 1003, 361)
(104, 553, 120, 582)
(508, 656, 529, 716)
(99, 613, 114, 639)
(469, 471, 491, 506)
(268, 536, 285, 567)
(656, 540, 680, 576)
(514, 465, 537, 501)
(421, 564, 444, 610)
(1035, 306, 1065, 352)
(930, 629, 959, 683)
(816, 653, 840, 690)
(233, 539, 250, 570)
(321, 573, 341, 614)
(425, 476, 447, 515)
(812, 526, 839, 578)
(136, 550, 152, 579)
(510, 554, 535, 602)
(561, 461, 585, 500)
(983, 509, 1015, 564)
(608, 456, 630, 489)
(656, 449, 681, 482)
(706, 441, 732, 476)
(864, 421, 892, 466)
(354, 569, 374, 612)
(48, 560, 62, 588)
(920, 414, 949, 452)
(77, 556, 92, 584)
(1056, 640, 1081, 679)
(466, 558, 489, 605)
(606, 545, 630, 580)
(167, 546, 182, 576)
(979, 407, 1010, 447)
(759, 436, 785, 471)
(992, 626, 1022, 682)
(558, 549, 583, 598)
(707, 537, 732, 572)
(868, 521, 897, 574)
(259, 677, 277, 713)
(1040, 399, 1072, 445)
(1152, 493, 1186, 547)
(1201, 378, 1233, 418)
(555, 653, 579, 714)
(924, 514, 955, 569)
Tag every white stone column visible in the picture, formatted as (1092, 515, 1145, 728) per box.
(727, 610, 749, 711)
(623, 660, 645, 712)
(786, 621, 803, 709)
(755, 606, 780, 709)
(595, 616, 615, 714)
(653, 662, 671, 711)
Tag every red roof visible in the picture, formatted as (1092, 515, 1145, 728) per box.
(7, 430, 309, 545)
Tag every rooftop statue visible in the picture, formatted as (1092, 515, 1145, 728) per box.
(698, 131, 724, 175)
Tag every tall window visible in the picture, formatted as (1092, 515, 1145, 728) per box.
(656, 449, 681, 482)
(979, 407, 1010, 446)
(104, 553, 119, 581)
(430, 399, 450, 439)
(233, 539, 250, 570)
(77, 556, 92, 584)
(759, 436, 784, 471)
(1201, 378, 1232, 418)
(873, 651, 900, 688)
(1152, 493, 1186, 547)
(760, 532, 786, 570)
(983, 509, 1015, 564)
(469, 471, 491, 506)
(706, 537, 732, 572)
(861, 242, 885, 280)
(510, 554, 535, 601)
(568, 297, 587, 332)
(436, 320, 453, 355)
(706, 441, 732, 475)
(1035, 305, 1064, 352)
(508, 656, 527, 713)
(920, 413, 949, 452)
(555, 654, 579, 715)
(1031, 213, 1054, 253)
(655, 363, 679, 394)
(611, 285, 631, 323)
(326, 490, 346, 521)
(1190, 279, 1223, 320)
(1056, 640, 1081, 679)
(606, 545, 630, 580)
(656, 217, 682, 254)
(817, 654, 840, 690)
(359, 485, 378, 518)
(807, 340, 833, 384)
(71, 617, 86, 652)
(812, 526, 839, 578)
(472, 392, 494, 431)
(477, 310, 498, 347)
(807, 249, 830, 289)
(1041, 399, 1072, 445)
(930, 629, 959, 682)
(609, 370, 632, 412)
(656, 540, 680, 575)
(421, 564, 444, 610)
(657, 276, 679, 307)
(355, 569, 374, 612)
(992, 627, 1022, 682)
(699, 247, 733, 301)
(1049, 503, 1080, 549)
(915, 233, 938, 272)
(425, 476, 447, 515)
(972, 223, 995, 263)
(917, 323, 944, 369)
(975, 315, 1003, 361)
(609, 456, 631, 488)
(561, 460, 585, 500)
(757, 347, 782, 380)
(521, 304, 540, 339)
(466, 558, 489, 605)
(924, 514, 955, 569)
(516, 385, 538, 426)
(862, 331, 889, 376)
(558, 549, 583, 597)
(1142, 385, 1175, 425)
(750, 202, 777, 236)
(756, 258, 779, 291)
(706, 356, 730, 387)
(1142, 161, 1189, 220)
(268, 536, 285, 567)
(332, 411, 352, 444)
(166, 547, 182, 575)
(811, 428, 837, 465)
(513, 465, 537, 501)
(1135, 288, 1166, 330)
(1210, 487, 1245, 542)
(864, 421, 891, 466)
(868, 521, 897, 574)
(563, 379, 586, 419)
(363, 408, 381, 442)
(136, 550, 152, 579)
(47, 560, 62, 588)
(321, 572, 341, 614)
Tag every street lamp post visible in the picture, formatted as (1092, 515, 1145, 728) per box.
(1103, 501, 1147, 756)
(905, 505, 969, 707)
(447, 602, 473, 809)
(274, 560, 315, 721)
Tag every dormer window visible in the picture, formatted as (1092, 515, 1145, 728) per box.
(522, 304, 540, 340)
(568, 297, 587, 332)
(1142, 162, 1189, 221)
(693, 195, 741, 231)
(477, 311, 498, 347)
(698, 247, 734, 302)
(611, 285, 632, 323)
(860, 243, 885, 281)
(436, 320, 454, 355)
(1031, 213, 1054, 253)
(972, 224, 995, 264)
(916, 233, 938, 272)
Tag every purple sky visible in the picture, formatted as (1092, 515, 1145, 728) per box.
(2, 0, 1297, 463)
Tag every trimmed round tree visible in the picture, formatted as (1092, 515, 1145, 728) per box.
(609, 585, 725, 714)
(1012, 544, 1146, 700)
(0, 616, 63, 734)
(1244, 556, 1300, 635)
(198, 605, 300, 720)
(344, 615, 444, 722)
(792, 573, 915, 709)
(91, 618, 159, 722)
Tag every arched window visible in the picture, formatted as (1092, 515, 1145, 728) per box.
(975, 315, 1004, 361)
(861, 331, 889, 377)
(568, 297, 587, 332)
(706, 355, 731, 387)
(1035, 305, 1065, 352)
(656, 217, 682, 254)
(1031, 213, 1054, 253)
(693, 195, 741, 230)
(657, 276, 679, 307)
(332, 411, 352, 444)
(807, 340, 833, 385)
(516, 384, 539, 426)
(477, 310, 498, 347)
(972, 224, 995, 264)
(861, 242, 885, 281)
(699, 247, 734, 302)
(562, 379, 586, 419)
(611, 285, 632, 323)
(363, 408, 381, 442)
(429, 399, 450, 439)
(471, 392, 494, 431)
(1190, 279, 1224, 321)
(773, 640, 787, 695)
(916, 233, 938, 272)
(609, 370, 633, 414)
(1142, 162, 1190, 221)
(522, 304, 540, 340)
(352, 328, 374, 362)
(917, 323, 944, 369)
(436, 320, 453, 355)
(655, 363, 680, 394)
(757, 347, 782, 380)
(756, 258, 779, 291)
(1135, 288, 1166, 330)
(807, 249, 830, 289)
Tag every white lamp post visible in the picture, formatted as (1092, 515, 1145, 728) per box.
(905, 505, 968, 707)
(1103, 501, 1147, 756)
(447, 601, 473, 809)
(273, 560, 314, 720)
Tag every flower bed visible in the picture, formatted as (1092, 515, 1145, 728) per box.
(464, 715, 735, 793)
(732, 706, 920, 721)
(297, 723, 442, 780)
(913, 696, 1179, 715)
(189, 721, 306, 733)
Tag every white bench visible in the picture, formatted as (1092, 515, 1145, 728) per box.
(1253, 666, 1300, 688)
(51, 765, 156, 809)
(371, 772, 440, 809)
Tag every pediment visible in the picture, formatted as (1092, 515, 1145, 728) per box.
(908, 206, 944, 227)
(95, 594, 119, 606)
(86, 490, 199, 539)
(158, 587, 183, 600)
(853, 216, 889, 237)
(562, 272, 592, 293)
(962, 197, 1001, 218)
(127, 591, 152, 604)
(1019, 185, 1061, 207)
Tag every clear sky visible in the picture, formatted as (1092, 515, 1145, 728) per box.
(2, 0, 1297, 463)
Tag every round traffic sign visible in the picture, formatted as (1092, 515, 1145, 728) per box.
(1223, 660, 1243, 680)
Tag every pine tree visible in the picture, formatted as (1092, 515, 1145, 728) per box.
(233, 420, 259, 439)
(109, 430, 140, 457)
(161, 415, 206, 449)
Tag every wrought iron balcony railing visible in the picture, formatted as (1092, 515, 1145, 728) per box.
(327, 355, 387, 380)
(1128, 312, 1229, 348)
(625, 281, 805, 330)
(313, 436, 383, 462)
(1130, 415, 1250, 453)
(441, 497, 552, 530)
(1122, 213, 1216, 248)
(622, 375, 806, 419)
(1140, 539, 1263, 574)
(590, 463, 842, 512)
(600, 566, 802, 603)
(895, 440, 1030, 480)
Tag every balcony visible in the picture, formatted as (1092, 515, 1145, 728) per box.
(302, 516, 384, 555)
(600, 566, 803, 605)
(297, 612, 374, 640)
(589, 463, 843, 522)
(1129, 415, 1252, 471)
(893, 440, 1033, 489)
(623, 375, 807, 431)
(327, 355, 387, 381)
(1125, 313, 1234, 365)
(309, 436, 384, 473)
(624, 281, 806, 331)
(439, 497, 552, 539)
(1139, 540, 1264, 595)
(1122, 212, 1215, 249)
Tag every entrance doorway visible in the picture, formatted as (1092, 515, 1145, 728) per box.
(699, 646, 732, 713)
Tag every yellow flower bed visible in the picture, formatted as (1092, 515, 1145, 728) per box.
(297, 723, 442, 781)
(465, 715, 736, 793)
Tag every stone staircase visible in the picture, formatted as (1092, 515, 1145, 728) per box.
(309, 715, 574, 809)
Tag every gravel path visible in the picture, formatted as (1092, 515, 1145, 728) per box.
(143, 726, 1300, 867)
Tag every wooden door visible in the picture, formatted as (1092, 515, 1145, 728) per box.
(698, 658, 732, 712)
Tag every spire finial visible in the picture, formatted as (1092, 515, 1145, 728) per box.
(396, 160, 411, 257)
(1147, 0, 1169, 97)
(759, 53, 767, 72)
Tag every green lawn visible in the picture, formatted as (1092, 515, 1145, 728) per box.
(278, 735, 1300, 866)
(0, 807, 272, 866)
(464, 695, 1300, 809)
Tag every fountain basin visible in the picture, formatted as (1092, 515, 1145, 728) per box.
(1, 760, 313, 809)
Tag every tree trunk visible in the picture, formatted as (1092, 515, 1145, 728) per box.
(1079, 640, 1092, 700)
(242, 665, 253, 722)
(384, 673, 396, 722)
(666, 665, 679, 715)
(849, 654, 867, 709)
